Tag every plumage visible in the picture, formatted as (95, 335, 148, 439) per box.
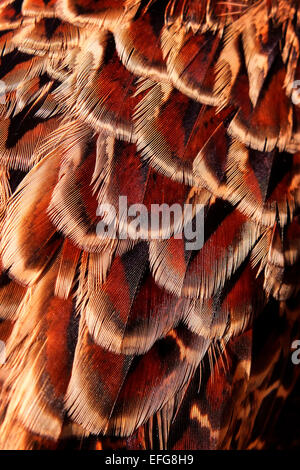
(0, 0, 299, 450)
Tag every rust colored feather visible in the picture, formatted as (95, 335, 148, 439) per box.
(0, 0, 299, 451)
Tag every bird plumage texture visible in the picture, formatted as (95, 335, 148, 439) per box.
(0, 0, 299, 450)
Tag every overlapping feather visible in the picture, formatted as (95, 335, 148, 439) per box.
(0, 0, 299, 450)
